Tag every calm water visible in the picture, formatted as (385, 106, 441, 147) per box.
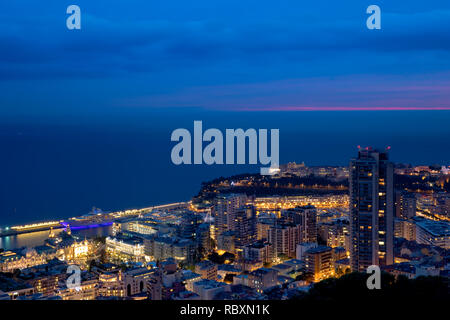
(1, 110, 449, 227)
(0, 225, 112, 251)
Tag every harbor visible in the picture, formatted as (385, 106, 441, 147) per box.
(0, 202, 188, 244)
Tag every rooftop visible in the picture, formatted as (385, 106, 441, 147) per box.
(415, 219, 450, 237)
(193, 279, 227, 289)
(305, 245, 333, 254)
(0, 275, 32, 292)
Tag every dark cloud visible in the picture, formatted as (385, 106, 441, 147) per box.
(1, 2, 450, 79)
(0, 0, 449, 114)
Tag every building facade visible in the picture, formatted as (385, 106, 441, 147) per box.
(349, 148, 394, 271)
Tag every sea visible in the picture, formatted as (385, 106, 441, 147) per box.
(1, 110, 449, 249)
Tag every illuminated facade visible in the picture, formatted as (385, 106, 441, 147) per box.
(282, 205, 318, 243)
(233, 268, 277, 293)
(253, 194, 349, 211)
(268, 223, 301, 258)
(0, 249, 47, 272)
(415, 219, 450, 249)
(124, 268, 154, 297)
(349, 148, 394, 271)
(56, 272, 99, 300)
(214, 194, 248, 236)
(97, 269, 125, 297)
(57, 239, 92, 264)
(195, 260, 218, 280)
(233, 205, 257, 250)
(305, 245, 334, 282)
(106, 235, 145, 262)
(242, 240, 273, 264)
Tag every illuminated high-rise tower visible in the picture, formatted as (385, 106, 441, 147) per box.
(213, 193, 247, 236)
(349, 147, 394, 271)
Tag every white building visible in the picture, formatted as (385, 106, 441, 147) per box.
(415, 219, 450, 249)
(106, 236, 145, 261)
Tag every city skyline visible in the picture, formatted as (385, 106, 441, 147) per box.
(1, 0, 449, 306)
(1, 149, 448, 301)
(0, 152, 449, 227)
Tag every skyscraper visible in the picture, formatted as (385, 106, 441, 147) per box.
(213, 194, 247, 236)
(282, 205, 317, 243)
(233, 205, 257, 250)
(179, 211, 202, 239)
(268, 223, 301, 258)
(349, 148, 394, 271)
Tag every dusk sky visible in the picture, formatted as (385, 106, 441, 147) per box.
(1, 1, 450, 223)
(1, 0, 450, 117)
(1, 1, 450, 304)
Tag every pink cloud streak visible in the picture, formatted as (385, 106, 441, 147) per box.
(118, 73, 450, 112)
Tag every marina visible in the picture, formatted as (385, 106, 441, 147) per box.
(0, 202, 188, 248)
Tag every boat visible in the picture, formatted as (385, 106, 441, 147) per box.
(61, 207, 115, 229)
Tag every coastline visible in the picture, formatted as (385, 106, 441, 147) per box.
(0, 201, 189, 250)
